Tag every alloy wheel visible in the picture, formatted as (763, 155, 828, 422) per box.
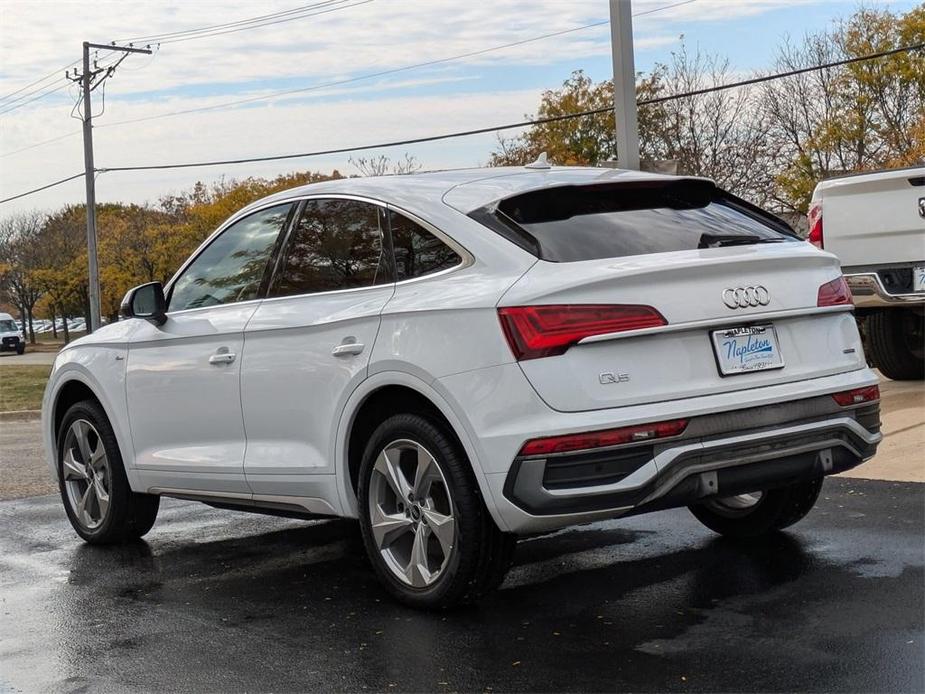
(367, 439, 456, 588)
(61, 419, 112, 530)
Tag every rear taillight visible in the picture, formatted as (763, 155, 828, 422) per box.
(807, 200, 823, 248)
(817, 276, 853, 307)
(519, 418, 689, 457)
(498, 304, 667, 361)
(831, 385, 879, 406)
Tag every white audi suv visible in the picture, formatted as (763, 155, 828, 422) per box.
(41, 165, 881, 608)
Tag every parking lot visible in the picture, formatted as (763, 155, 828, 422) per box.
(0, 378, 922, 692)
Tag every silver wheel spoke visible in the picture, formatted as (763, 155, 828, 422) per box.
(62, 449, 88, 481)
(412, 447, 440, 499)
(370, 503, 412, 549)
(422, 507, 455, 558)
(405, 524, 432, 588)
(92, 474, 110, 520)
(71, 420, 93, 464)
(374, 448, 411, 501)
(77, 484, 95, 526)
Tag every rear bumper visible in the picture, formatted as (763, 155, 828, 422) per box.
(502, 401, 879, 520)
(845, 271, 924, 308)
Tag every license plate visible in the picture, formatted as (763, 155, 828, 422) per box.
(914, 265, 925, 292)
(711, 324, 784, 376)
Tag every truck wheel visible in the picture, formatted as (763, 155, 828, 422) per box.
(15, 343, 24, 355)
(866, 309, 924, 380)
(57, 400, 160, 544)
(689, 478, 823, 539)
(357, 413, 515, 609)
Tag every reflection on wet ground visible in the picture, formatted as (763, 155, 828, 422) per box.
(1, 477, 922, 692)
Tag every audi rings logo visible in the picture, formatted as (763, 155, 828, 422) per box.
(722, 285, 770, 309)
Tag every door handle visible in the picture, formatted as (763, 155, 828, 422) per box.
(209, 351, 236, 365)
(332, 341, 365, 357)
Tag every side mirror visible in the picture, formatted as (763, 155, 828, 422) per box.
(120, 282, 168, 326)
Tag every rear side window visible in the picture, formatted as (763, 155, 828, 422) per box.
(478, 180, 797, 262)
(270, 198, 390, 297)
(389, 211, 462, 281)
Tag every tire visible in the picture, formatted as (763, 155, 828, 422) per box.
(866, 309, 924, 381)
(57, 400, 159, 544)
(15, 343, 24, 355)
(357, 413, 515, 609)
(689, 477, 824, 539)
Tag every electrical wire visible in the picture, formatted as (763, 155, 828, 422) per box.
(0, 81, 70, 117)
(0, 0, 691, 146)
(0, 60, 79, 104)
(116, 0, 351, 43)
(3, 39, 922, 206)
(0, 172, 85, 205)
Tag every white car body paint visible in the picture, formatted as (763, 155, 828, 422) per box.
(42, 166, 881, 535)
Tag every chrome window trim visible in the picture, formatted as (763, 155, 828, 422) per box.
(165, 193, 476, 315)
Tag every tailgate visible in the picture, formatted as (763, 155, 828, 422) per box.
(500, 243, 865, 412)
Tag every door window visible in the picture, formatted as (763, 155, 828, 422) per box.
(269, 198, 390, 297)
(169, 203, 293, 311)
(389, 210, 462, 281)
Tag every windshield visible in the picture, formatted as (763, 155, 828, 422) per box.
(0, 319, 18, 332)
(476, 179, 798, 262)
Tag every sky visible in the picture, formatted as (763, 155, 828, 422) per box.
(0, 0, 917, 214)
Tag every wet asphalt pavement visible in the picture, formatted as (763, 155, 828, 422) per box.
(1, 477, 922, 693)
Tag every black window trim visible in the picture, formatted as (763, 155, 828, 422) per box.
(164, 199, 300, 315)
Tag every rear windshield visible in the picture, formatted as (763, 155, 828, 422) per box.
(473, 179, 798, 262)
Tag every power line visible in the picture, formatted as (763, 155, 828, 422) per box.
(0, 59, 79, 104)
(156, 0, 373, 44)
(0, 172, 85, 205)
(0, 81, 71, 117)
(116, 0, 352, 43)
(0, 0, 690, 149)
(3, 39, 921, 205)
(93, 40, 925, 174)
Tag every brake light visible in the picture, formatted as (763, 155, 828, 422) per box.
(817, 276, 853, 307)
(519, 419, 689, 457)
(807, 200, 823, 248)
(831, 385, 879, 406)
(498, 304, 667, 361)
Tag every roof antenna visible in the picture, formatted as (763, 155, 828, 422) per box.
(525, 152, 551, 170)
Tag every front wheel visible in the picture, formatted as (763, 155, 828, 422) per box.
(357, 413, 514, 609)
(15, 343, 24, 355)
(57, 400, 159, 544)
(689, 478, 823, 539)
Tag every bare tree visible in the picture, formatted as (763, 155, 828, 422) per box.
(349, 153, 422, 177)
(0, 212, 46, 342)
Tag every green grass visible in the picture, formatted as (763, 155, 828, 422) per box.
(0, 365, 51, 412)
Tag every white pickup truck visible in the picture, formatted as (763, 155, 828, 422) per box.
(809, 165, 925, 380)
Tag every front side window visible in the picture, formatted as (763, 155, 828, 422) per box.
(269, 198, 389, 297)
(169, 203, 293, 311)
(390, 210, 462, 281)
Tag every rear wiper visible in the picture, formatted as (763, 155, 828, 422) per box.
(698, 234, 786, 248)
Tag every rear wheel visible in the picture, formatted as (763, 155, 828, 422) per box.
(357, 413, 514, 609)
(866, 308, 924, 380)
(57, 400, 159, 544)
(689, 478, 823, 538)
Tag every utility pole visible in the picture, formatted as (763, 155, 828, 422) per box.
(610, 0, 640, 170)
(72, 41, 151, 332)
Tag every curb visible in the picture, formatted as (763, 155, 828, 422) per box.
(0, 410, 41, 421)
